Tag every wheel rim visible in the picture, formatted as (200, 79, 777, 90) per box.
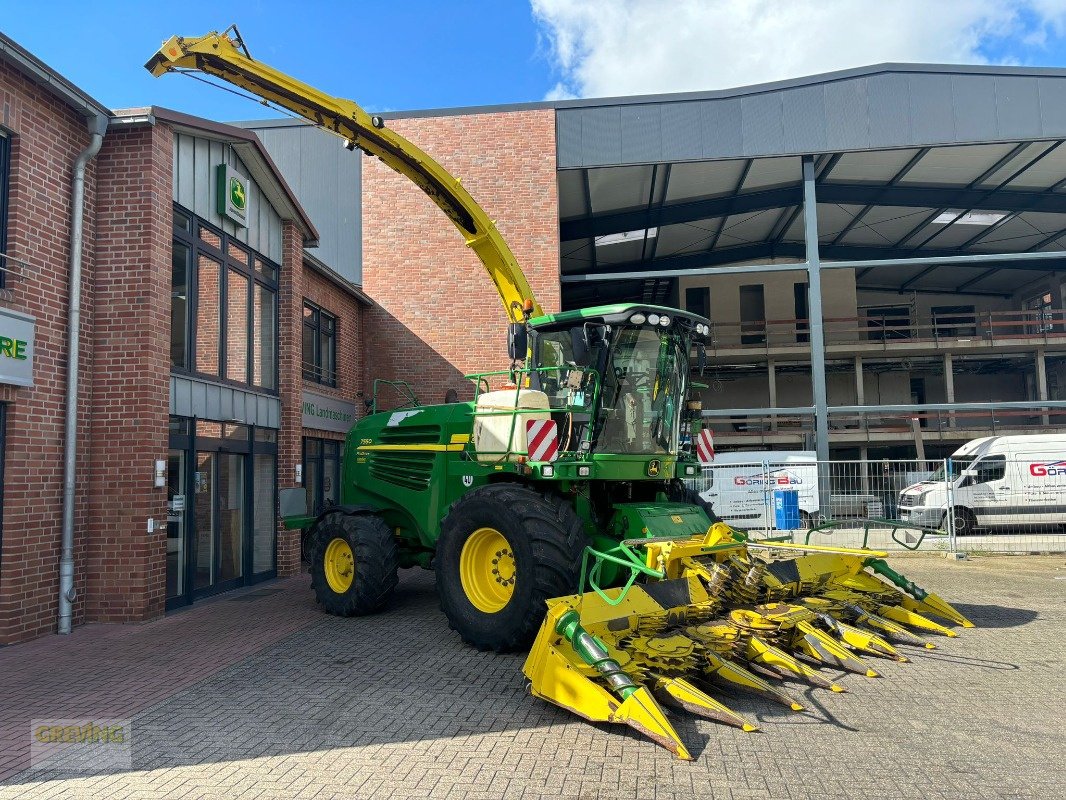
(460, 527, 516, 613)
(324, 537, 355, 593)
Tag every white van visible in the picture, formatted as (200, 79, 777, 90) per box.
(898, 434, 1066, 534)
(697, 451, 820, 529)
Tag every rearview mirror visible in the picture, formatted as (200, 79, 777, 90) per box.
(508, 323, 528, 361)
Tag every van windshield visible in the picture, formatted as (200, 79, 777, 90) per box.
(929, 457, 973, 482)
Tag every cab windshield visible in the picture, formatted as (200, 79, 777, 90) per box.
(531, 322, 689, 455)
(598, 326, 686, 455)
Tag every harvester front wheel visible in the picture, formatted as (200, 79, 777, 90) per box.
(437, 484, 586, 652)
(309, 513, 399, 616)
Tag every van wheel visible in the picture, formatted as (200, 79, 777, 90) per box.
(947, 507, 977, 537)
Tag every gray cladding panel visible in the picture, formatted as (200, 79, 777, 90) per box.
(242, 123, 361, 283)
(170, 375, 281, 429)
(172, 132, 284, 263)
(556, 69, 1066, 168)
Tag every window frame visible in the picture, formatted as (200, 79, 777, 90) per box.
(171, 204, 280, 393)
(302, 300, 338, 387)
(0, 131, 10, 290)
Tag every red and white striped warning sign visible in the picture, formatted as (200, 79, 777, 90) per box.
(696, 429, 715, 463)
(526, 419, 559, 462)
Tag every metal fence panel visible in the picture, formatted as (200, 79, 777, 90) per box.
(686, 457, 1066, 553)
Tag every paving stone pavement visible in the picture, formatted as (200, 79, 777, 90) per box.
(1, 555, 1063, 799)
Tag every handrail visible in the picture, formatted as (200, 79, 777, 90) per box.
(802, 517, 948, 551)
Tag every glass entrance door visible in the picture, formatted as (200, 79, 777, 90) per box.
(193, 450, 246, 595)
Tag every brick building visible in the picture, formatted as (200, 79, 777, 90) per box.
(0, 36, 369, 643)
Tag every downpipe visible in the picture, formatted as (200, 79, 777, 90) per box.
(58, 115, 107, 635)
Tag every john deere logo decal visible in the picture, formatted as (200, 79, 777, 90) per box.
(217, 163, 250, 227)
(229, 177, 246, 211)
(648, 460, 661, 477)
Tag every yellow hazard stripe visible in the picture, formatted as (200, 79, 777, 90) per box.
(357, 443, 467, 452)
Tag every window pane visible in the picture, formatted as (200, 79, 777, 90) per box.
(227, 241, 249, 266)
(255, 428, 277, 444)
(320, 328, 335, 385)
(223, 423, 250, 441)
(253, 285, 277, 390)
(173, 210, 191, 234)
(217, 453, 244, 583)
(256, 258, 277, 282)
(171, 240, 191, 368)
(253, 453, 276, 574)
(200, 227, 222, 249)
(196, 255, 221, 376)
(226, 269, 249, 383)
(302, 321, 317, 381)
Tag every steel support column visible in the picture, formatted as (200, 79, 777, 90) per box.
(802, 157, 830, 467)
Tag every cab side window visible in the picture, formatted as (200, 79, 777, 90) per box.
(972, 455, 1006, 484)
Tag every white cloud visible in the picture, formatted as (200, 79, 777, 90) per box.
(531, 0, 1066, 99)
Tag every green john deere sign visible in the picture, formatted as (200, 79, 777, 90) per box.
(216, 163, 250, 227)
(0, 307, 35, 387)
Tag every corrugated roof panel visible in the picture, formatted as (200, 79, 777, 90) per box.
(715, 210, 778, 247)
(827, 149, 921, 184)
(664, 159, 746, 203)
(995, 75, 1043, 140)
(867, 74, 912, 148)
(580, 106, 623, 167)
(557, 170, 588, 220)
(897, 143, 1017, 186)
(655, 221, 719, 257)
(592, 238, 645, 265)
(781, 85, 828, 154)
(741, 156, 800, 191)
(587, 164, 654, 214)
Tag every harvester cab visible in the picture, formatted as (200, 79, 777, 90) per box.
(148, 27, 976, 761)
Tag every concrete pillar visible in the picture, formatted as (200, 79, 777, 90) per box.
(768, 359, 778, 431)
(1037, 348, 1049, 425)
(854, 356, 864, 405)
(944, 353, 956, 428)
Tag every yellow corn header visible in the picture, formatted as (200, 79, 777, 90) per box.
(523, 523, 973, 759)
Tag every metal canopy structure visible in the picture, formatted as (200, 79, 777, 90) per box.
(556, 64, 1066, 307)
(550, 63, 1066, 460)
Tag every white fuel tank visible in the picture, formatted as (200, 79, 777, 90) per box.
(473, 388, 551, 463)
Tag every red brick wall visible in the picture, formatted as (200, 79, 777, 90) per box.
(0, 59, 99, 644)
(83, 123, 173, 624)
(361, 110, 559, 405)
(276, 223, 304, 577)
(300, 266, 366, 428)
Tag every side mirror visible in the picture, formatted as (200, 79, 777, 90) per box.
(697, 343, 707, 376)
(508, 323, 528, 362)
(582, 322, 608, 352)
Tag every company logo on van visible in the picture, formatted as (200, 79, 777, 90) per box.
(1029, 460, 1066, 477)
(734, 469, 804, 487)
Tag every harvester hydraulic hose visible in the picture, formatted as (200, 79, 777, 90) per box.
(866, 558, 928, 601)
(556, 610, 639, 700)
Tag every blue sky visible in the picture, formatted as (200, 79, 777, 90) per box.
(1, 1, 551, 120)
(6, 1, 1066, 122)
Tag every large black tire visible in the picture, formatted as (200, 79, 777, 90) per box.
(667, 479, 723, 524)
(436, 483, 587, 652)
(309, 513, 399, 616)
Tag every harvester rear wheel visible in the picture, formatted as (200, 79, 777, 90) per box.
(437, 483, 586, 652)
(309, 513, 399, 616)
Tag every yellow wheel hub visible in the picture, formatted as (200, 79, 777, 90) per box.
(324, 537, 355, 594)
(460, 527, 516, 613)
